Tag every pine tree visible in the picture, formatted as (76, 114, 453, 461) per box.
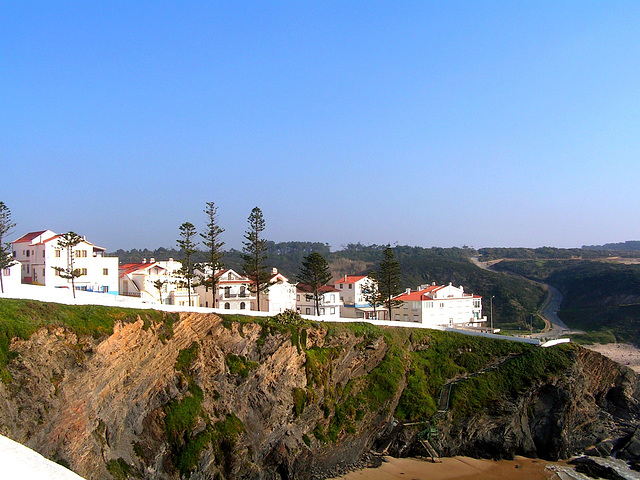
(200, 202, 225, 308)
(177, 222, 198, 306)
(0, 202, 16, 294)
(242, 207, 270, 311)
(297, 252, 332, 316)
(374, 245, 403, 320)
(360, 276, 383, 319)
(53, 232, 83, 299)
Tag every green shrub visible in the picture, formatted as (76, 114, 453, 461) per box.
(226, 353, 258, 378)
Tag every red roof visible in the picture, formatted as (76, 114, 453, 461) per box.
(119, 262, 163, 277)
(335, 275, 367, 284)
(394, 285, 443, 302)
(297, 283, 339, 294)
(12, 231, 49, 243)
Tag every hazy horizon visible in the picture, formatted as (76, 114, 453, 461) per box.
(3, 2, 640, 252)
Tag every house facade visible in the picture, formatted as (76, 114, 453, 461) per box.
(202, 269, 255, 311)
(391, 283, 485, 328)
(296, 284, 342, 318)
(334, 275, 386, 319)
(12, 230, 119, 294)
(119, 260, 196, 306)
(261, 268, 297, 313)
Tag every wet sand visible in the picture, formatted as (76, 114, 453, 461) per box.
(333, 456, 568, 480)
(585, 343, 640, 373)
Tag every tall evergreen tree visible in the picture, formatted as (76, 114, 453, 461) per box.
(53, 231, 83, 299)
(177, 222, 198, 306)
(297, 252, 332, 316)
(0, 202, 16, 294)
(200, 201, 225, 308)
(242, 207, 270, 311)
(374, 245, 403, 320)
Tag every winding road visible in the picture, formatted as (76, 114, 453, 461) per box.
(470, 256, 573, 340)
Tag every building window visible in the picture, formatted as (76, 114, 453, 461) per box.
(80, 268, 88, 275)
(306, 308, 310, 315)
(12, 251, 16, 257)
(42, 268, 45, 277)
(348, 284, 352, 289)
(225, 302, 230, 309)
(413, 315, 419, 322)
(3, 269, 9, 276)
(403, 314, 408, 321)
(75, 250, 87, 258)
(26, 250, 30, 257)
(224, 286, 231, 297)
(55, 250, 61, 257)
(26, 265, 30, 273)
(103, 268, 109, 275)
(296, 294, 300, 301)
(55, 269, 60, 276)
(330, 307, 335, 314)
(395, 314, 400, 320)
(240, 302, 245, 310)
(340, 284, 343, 289)
(320, 308, 325, 315)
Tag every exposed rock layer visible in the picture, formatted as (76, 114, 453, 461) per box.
(0, 312, 638, 479)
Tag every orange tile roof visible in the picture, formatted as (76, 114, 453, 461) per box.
(335, 275, 367, 284)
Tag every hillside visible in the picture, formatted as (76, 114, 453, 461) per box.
(1, 300, 639, 479)
(492, 260, 640, 345)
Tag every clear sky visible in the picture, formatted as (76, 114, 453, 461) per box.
(2, 2, 640, 251)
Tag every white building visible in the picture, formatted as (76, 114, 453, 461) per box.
(334, 275, 386, 319)
(11, 230, 119, 294)
(296, 283, 342, 318)
(0, 262, 22, 293)
(261, 268, 297, 313)
(119, 259, 197, 306)
(392, 283, 485, 328)
(203, 269, 255, 311)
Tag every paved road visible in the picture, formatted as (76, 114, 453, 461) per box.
(470, 256, 573, 339)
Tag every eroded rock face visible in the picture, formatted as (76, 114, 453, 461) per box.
(0, 314, 392, 479)
(435, 347, 640, 462)
(1, 312, 639, 479)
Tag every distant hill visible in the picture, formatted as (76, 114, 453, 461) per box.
(582, 241, 640, 251)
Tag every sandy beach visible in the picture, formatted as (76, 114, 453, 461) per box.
(585, 343, 640, 373)
(333, 456, 570, 480)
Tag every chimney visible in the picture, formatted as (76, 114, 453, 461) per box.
(169, 257, 173, 262)
(142, 258, 146, 263)
(272, 267, 278, 275)
(150, 258, 155, 263)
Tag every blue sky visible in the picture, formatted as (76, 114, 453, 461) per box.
(2, 2, 640, 251)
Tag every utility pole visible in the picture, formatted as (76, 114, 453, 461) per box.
(490, 295, 495, 332)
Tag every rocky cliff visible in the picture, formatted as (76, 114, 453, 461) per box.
(0, 307, 639, 479)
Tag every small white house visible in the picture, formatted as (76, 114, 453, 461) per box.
(12, 230, 119, 294)
(334, 275, 385, 319)
(119, 259, 197, 306)
(261, 268, 297, 313)
(202, 269, 255, 311)
(296, 283, 342, 318)
(392, 283, 485, 328)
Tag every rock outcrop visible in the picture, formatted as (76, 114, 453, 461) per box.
(0, 311, 638, 479)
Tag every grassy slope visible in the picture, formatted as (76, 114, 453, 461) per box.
(493, 260, 640, 345)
